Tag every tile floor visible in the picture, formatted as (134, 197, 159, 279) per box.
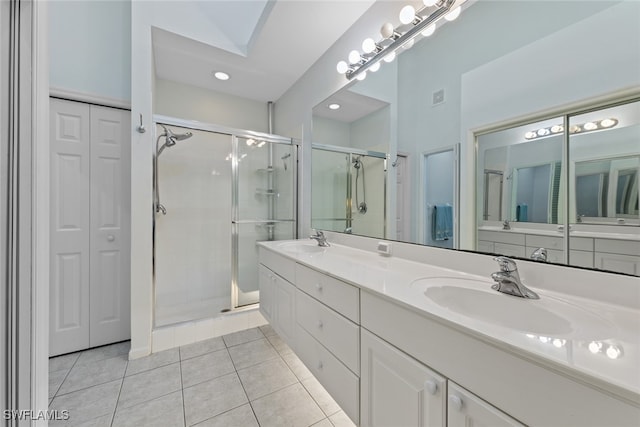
(48, 325, 356, 427)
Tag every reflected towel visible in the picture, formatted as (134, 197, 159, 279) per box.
(432, 204, 453, 241)
(516, 203, 528, 222)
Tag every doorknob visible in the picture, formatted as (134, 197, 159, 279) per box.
(107, 235, 115, 242)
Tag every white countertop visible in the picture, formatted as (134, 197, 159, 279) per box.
(258, 239, 640, 404)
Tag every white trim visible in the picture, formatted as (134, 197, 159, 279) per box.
(32, 1, 50, 422)
(50, 86, 131, 110)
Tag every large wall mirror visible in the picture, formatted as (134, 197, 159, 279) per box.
(310, 0, 640, 276)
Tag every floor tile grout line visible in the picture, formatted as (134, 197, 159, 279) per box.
(51, 352, 81, 399)
(231, 340, 263, 427)
(298, 377, 337, 418)
(109, 375, 126, 427)
(179, 357, 187, 427)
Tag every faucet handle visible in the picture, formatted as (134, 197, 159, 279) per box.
(493, 256, 517, 272)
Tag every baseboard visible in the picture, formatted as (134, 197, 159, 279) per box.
(128, 345, 151, 360)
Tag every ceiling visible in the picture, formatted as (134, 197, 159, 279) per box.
(312, 88, 389, 123)
(153, 1, 376, 103)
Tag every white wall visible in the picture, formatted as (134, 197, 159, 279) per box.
(49, 0, 131, 104)
(155, 79, 269, 132)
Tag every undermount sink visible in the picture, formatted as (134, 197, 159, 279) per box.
(277, 241, 326, 254)
(411, 277, 615, 340)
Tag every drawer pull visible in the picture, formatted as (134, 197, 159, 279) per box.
(316, 283, 323, 292)
(317, 320, 323, 329)
(317, 361, 323, 370)
(425, 380, 438, 395)
(448, 395, 463, 412)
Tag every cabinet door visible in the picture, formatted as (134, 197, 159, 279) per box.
(258, 264, 275, 323)
(448, 382, 524, 427)
(274, 274, 296, 344)
(361, 329, 445, 427)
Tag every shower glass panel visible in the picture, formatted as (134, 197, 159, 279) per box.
(312, 149, 349, 233)
(312, 145, 386, 238)
(235, 137, 296, 307)
(154, 125, 232, 327)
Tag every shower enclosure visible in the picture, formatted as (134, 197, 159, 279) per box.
(311, 144, 386, 238)
(153, 117, 297, 327)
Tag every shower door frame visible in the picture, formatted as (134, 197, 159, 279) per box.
(312, 143, 388, 237)
(152, 115, 298, 328)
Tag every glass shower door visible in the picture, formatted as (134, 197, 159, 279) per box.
(234, 136, 297, 307)
(155, 126, 233, 326)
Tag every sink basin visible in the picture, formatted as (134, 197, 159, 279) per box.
(277, 241, 326, 254)
(411, 277, 615, 339)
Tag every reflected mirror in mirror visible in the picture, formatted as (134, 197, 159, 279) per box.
(310, 0, 639, 276)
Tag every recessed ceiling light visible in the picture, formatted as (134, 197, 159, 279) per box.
(213, 71, 230, 81)
(328, 103, 341, 110)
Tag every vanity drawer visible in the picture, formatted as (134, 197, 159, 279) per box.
(478, 230, 525, 246)
(569, 250, 594, 268)
(259, 247, 296, 283)
(570, 237, 593, 251)
(295, 264, 360, 323)
(595, 238, 640, 256)
(296, 324, 360, 425)
(525, 234, 563, 250)
(493, 243, 525, 258)
(296, 289, 359, 374)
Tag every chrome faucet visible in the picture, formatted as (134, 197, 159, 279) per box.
(530, 247, 547, 262)
(491, 256, 539, 299)
(310, 230, 330, 247)
(502, 220, 511, 230)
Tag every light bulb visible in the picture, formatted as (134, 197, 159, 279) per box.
(403, 38, 415, 49)
(246, 139, 255, 146)
(552, 339, 565, 348)
(588, 341, 601, 354)
(600, 118, 617, 128)
(380, 22, 395, 39)
(423, 0, 437, 6)
(444, 6, 461, 21)
(569, 125, 581, 133)
(606, 345, 621, 359)
(550, 125, 564, 133)
(257, 141, 266, 148)
(383, 51, 396, 63)
(362, 38, 377, 54)
(539, 336, 549, 343)
(357, 71, 367, 81)
(421, 23, 436, 37)
(214, 71, 230, 81)
(525, 131, 537, 139)
(583, 121, 597, 131)
(369, 62, 381, 72)
(537, 128, 550, 136)
(348, 50, 361, 64)
(336, 61, 349, 74)
(399, 5, 416, 25)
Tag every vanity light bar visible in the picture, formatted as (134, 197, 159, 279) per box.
(524, 118, 619, 140)
(337, 0, 465, 81)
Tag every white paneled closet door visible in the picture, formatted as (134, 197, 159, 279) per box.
(89, 105, 131, 348)
(49, 98, 131, 356)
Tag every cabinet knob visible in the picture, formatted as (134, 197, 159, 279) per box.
(317, 361, 323, 370)
(425, 380, 438, 395)
(107, 234, 115, 242)
(316, 283, 323, 292)
(317, 320, 323, 329)
(448, 395, 463, 412)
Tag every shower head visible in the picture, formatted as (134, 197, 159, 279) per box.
(352, 156, 362, 169)
(157, 125, 193, 155)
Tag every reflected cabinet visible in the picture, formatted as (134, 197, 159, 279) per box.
(477, 98, 640, 275)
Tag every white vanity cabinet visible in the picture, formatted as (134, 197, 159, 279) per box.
(295, 263, 361, 424)
(258, 252, 297, 344)
(447, 382, 523, 427)
(361, 329, 446, 427)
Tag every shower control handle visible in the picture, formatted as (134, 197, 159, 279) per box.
(107, 235, 115, 242)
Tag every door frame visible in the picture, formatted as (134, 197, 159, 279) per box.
(419, 144, 460, 247)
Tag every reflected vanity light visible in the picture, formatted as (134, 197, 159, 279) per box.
(524, 118, 618, 140)
(328, 103, 341, 110)
(337, 0, 466, 81)
(588, 340, 623, 359)
(526, 334, 567, 348)
(213, 71, 230, 81)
